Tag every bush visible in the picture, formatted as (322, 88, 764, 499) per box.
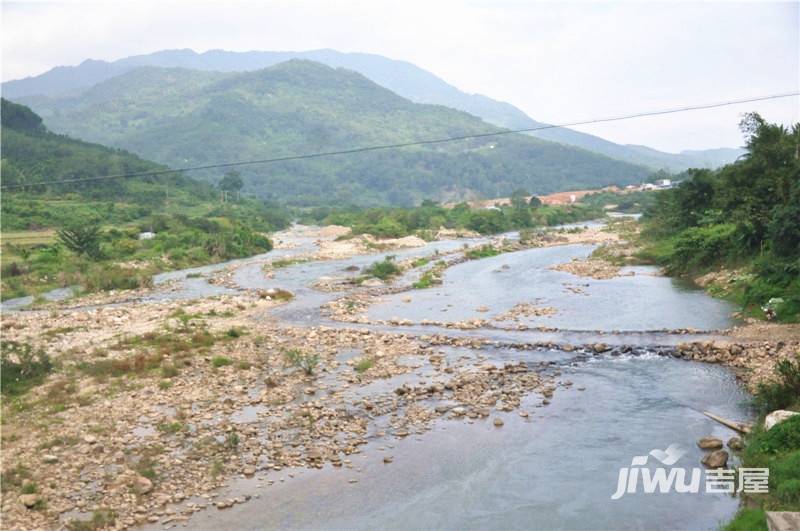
(669, 223, 737, 273)
(211, 356, 232, 368)
(466, 244, 502, 260)
(364, 256, 400, 280)
(82, 265, 153, 292)
(746, 415, 800, 455)
(285, 349, 319, 375)
(754, 356, 800, 412)
(1, 341, 53, 395)
(354, 358, 374, 373)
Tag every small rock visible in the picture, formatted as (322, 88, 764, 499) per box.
(727, 437, 744, 451)
(83, 435, 97, 444)
(701, 450, 729, 468)
(42, 454, 59, 464)
(18, 494, 39, 508)
(243, 466, 256, 477)
(383, 456, 393, 464)
(593, 343, 609, 353)
(476, 306, 490, 313)
(697, 436, 723, 450)
(493, 418, 504, 427)
(132, 474, 153, 495)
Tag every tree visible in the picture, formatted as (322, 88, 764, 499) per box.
(219, 171, 244, 193)
(528, 195, 542, 208)
(57, 222, 102, 259)
(510, 189, 530, 210)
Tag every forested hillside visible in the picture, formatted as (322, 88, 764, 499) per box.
(3, 48, 744, 171)
(14, 60, 651, 206)
(1, 99, 287, 300)
(640, 113, 800, 321)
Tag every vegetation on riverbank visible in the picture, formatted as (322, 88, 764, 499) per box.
(300, 194, 604, 238)
(725, 356, 800, 530)
(637, 114, 800, 322)
(1, 100, 288, 301)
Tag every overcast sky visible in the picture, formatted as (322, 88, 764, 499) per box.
(2, 0, 798, 152)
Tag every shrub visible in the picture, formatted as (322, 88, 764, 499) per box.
(285, 349, 319, 375)
(669, 223, 737, 273)
(466, 244, 502, 260)
(211, 356, 232, 368)
(57, 222, 102, 259)
(224, 431, 239, 449)
(1, 341, 53, 395)
(754, 356, 800, 412)
(413, 271, 439, 289)
(354, 358, 374, 373)
(82, 265, 153, 292)
(363, 256, 400, 280)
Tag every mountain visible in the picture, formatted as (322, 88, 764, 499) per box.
(0, 98, 211, 228)
(0, 97, 199, 197)
(10, 61, 651, 206)
(0, 99, 291, 234)
(2, 48, 744, 171)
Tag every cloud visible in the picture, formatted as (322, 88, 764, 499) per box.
(2, 0, 798, 151)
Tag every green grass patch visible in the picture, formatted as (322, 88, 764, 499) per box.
(354, 358, 374, 373)
(211, 355, 232, 368)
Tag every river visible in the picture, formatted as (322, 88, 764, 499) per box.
(177, 233, 748, 530)
(4, 226, 752, 529)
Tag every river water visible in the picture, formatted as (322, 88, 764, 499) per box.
(6, 227, 752, 529)
(180, 352, 749, 531)
(139, 232, 746, 530)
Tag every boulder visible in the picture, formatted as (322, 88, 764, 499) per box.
(701, 450, 729, 468)
(697, 436, 723, 450)
(765, 410, 799, 431)
(593, 343, 609, 353)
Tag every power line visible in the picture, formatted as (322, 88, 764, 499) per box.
(2, 91, 797, 190)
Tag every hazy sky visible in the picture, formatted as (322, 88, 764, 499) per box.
(2, 0, 798, 152)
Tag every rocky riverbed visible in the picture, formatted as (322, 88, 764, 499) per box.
(1, 222, 797, 530)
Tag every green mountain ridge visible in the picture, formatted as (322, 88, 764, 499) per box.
(2, 48, 744, 171)
(14, 60, 651, 206)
